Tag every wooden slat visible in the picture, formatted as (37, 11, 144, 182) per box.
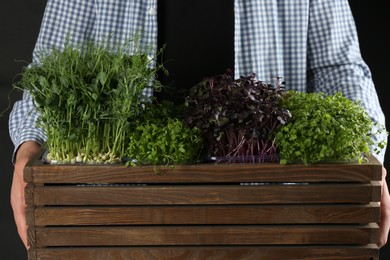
(27, 226, 36, 248)
(33, 183, 381, 206)
(34, 204, 380, 226)
(25, 183, 36, 227)
(34, 224, 379, 246)
(31, 245, 379, 260)
(25, 183, 34, 206)
(24, 154, 382, 184)
(27, 249, 36, 260)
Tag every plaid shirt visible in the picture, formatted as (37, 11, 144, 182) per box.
(9, 0, 387, 163)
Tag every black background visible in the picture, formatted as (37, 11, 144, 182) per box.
(157, 0, 234, 103)
(1, 1, 389, 259)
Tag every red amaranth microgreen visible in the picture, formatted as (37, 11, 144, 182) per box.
(185, 72, 291, 163)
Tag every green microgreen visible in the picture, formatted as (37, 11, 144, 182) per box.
(125, 101, 203, 166)
(14, 35, 165, 164)
(275, 91, 387, 164)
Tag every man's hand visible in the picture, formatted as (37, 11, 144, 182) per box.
(10, 141, 41, 249)
(379, 166, 390, 248)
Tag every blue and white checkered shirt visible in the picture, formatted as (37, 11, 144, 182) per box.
(9, 0, 387, 163)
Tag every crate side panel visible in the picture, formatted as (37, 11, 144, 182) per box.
(26, 158, 382, 184)
(35, 225, 379, 247)
(34, 204, 380, 226)
(33, 184, 380, 206)
(34, 245, 379, 260)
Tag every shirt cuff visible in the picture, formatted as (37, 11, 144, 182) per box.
(12, 129, 46, 164)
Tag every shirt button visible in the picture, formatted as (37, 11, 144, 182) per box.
(148, 8, 157, 15)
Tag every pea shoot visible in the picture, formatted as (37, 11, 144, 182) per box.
(14, 36, 165, 164)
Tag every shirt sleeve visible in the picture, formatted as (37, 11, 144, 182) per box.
(8, 91, 47, 163)
(306, 0, 387, 163)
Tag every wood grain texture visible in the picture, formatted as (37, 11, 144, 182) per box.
(34, 204, 380, 226)
(34, 225, 379, 246)
(24, 154, 382, 184)
(30, 245, 379, 260)
(32, 183, 381, 206)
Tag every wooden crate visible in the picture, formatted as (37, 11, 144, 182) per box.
(25, 155, 382, 260)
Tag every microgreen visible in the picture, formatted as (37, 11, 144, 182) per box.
(14, 36, 165, 164)
(125, 101, 203, 166)
(275, 91, 387, 164)
(185, 72, 290, 162)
